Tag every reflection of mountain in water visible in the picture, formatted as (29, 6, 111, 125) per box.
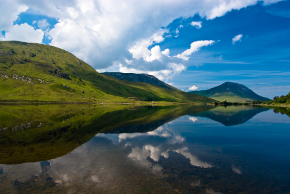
(104, 118, 172, 134)
(0, 105, 213, 164)
(190, 106, 269, 126)
(103, 105, 214, 134)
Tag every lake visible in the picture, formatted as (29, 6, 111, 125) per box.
(0, 105, 290, 193)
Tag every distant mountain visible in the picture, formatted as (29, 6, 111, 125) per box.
(189, 82, 270, 102)
(101, 72, 177, 91)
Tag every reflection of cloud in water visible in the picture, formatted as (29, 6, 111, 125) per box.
(118, 126, 184, 144)
(91, 175, 100, 182)
(97, 125, 212, 176)
(122, 125, 212, 169)
(128, 147, 163, 172)
(129, 145, 169, 163)
(174, 147, 213, 168)
(189, 116, 198, 122)
(204, 189, 224, 194)
(0, 163, 42, 182)
(232, 165, 242, 174)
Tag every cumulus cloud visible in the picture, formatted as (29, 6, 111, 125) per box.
(190, 21, 202, 29)
(0, 0, 283, 80)
(0, 23, 44, 43)
(161, 48, 170, 57)
(189, 85, 198, 91)
(145, 45, 163, 62)
(129, 29, 168, 61)
(0, 1, 28, 31)
(176, 40, 215, 61)
(232, 34, 243, 44)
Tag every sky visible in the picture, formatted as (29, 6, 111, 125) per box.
(1, 0, 290, 98)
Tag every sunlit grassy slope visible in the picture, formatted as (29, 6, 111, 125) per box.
(0, 41, 214, 103)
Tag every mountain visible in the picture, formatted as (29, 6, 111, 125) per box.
(0, 41, 214, 103)
(101, 72, 177, 91)
(190, 106, 269, 126)
(189, 82, 270, 102)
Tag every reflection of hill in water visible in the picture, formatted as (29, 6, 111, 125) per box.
(273, 107, 290, 118)
(0, 105, 214, 164)
(190, 106, 269, 126)
(104, 105, 214, 134)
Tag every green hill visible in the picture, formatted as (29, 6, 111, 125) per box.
(189, 82, 270, 102)
(0, 41, 214, 103)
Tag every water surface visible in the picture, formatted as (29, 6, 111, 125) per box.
(0, 105, 290, 193)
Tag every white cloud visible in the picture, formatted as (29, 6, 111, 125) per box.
(129, 29, 168, 61)
(175, 24, 184, 37)
(37, 19, 50, 30)
(189, 85, 198, 91)
(232, 34, 243, 44)
(190, 21, 202, 29)
(0, 1, 28, 31)
(176, 40, 215, 61)
(0, 0, 283, 79)
(189, 116, 198, 122)
(161, 48, 170, 57)
(145, 45, 163, 62)
(0, 23, 44, 43)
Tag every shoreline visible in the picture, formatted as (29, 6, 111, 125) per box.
(0, 100, 210, 106)
(1, 101, 289, 108)
(253, 104, 290, 108)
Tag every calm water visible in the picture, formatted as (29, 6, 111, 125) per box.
(0, 105, 290, 194)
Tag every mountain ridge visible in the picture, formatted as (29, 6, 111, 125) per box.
(101, 72, 177, 91)
(189, 82, 270, 102)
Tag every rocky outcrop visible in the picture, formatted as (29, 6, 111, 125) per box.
(0, 121, 45, 132)
(63, 84, 75, 92)
(0, 71, 44, 84)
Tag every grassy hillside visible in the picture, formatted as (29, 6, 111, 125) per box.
(189, 82, 270, 102)
(0, 41, 214, 103)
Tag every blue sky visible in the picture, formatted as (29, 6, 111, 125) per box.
(0, 0, 290, 98)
